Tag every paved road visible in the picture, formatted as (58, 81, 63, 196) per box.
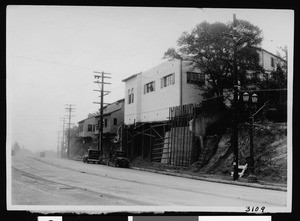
(11, 155, 287, 208)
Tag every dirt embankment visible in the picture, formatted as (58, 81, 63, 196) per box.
(198, 122, 287, 184)
(131, 122, 287, 185)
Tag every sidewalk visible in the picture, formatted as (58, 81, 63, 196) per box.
(130, 165, 287, 192)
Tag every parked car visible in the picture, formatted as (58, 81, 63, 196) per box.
(107, 150, 129, 168)
(83, 149, 101, 164)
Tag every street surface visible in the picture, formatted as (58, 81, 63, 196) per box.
(11, 155, 287, 207)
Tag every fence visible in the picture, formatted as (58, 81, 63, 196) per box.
(149, 104, 196, 167)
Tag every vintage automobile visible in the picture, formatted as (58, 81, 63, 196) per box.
(83, 149, 101, 164)
(107, 150, 129, 168)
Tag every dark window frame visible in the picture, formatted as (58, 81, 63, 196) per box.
(144, 81, 155, 94)
(187, 72, 205, 85)
(271, 57, 275, 68)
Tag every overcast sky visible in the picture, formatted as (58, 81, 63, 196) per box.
(6, 6, 294, 152)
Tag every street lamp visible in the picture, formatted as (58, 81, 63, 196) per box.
(242, 92, 258, 182)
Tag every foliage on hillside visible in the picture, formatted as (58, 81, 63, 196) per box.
(199, 121, 287, 184)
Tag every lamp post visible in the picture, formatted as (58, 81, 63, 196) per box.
(242, 92, 258, 182)
(232, 14, 239, 181)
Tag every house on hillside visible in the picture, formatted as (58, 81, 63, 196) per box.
(78, 115, 97, 142)
(94, 98, 125, 136)
(122, 48, 286, 126)
(78, 98, 125, 143)
(121, 58, 207, 165)
(120, 48, 286, 166)
(257, 48, 287, 72)
(122, 58, 206, 125)
(254, 48, 287, 81)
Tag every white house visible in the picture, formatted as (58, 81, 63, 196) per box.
(257, 48, 286, 72)
(122, 49, 286, 125)
(122, 59, 206, 125)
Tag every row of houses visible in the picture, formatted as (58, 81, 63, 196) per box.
(77, 48, 286, 165)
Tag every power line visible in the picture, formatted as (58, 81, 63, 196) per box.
(12, 55, 96, 70)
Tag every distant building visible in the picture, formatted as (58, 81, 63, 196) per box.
(257, 48, 287, 72)
(122, 59, 206, 125)
(78, 115, 97, 141)
(78, 98, 125, 142)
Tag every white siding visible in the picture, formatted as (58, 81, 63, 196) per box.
(139, 59, 180, 122)
(124, 75, 140, 125)
(123, 59, 203, 124)
(259, 50, 284, 72)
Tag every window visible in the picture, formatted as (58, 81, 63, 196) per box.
(104, 119, 107, 127)
(271, 57, 275, 68)
(187, 72, 205, 85)
(161, 73, 175, 88)
(128, 88, 134, 104)
(113, 118, 117, 125)
(131, 88, 134, 103)
(128, 89, 130, 104)
(79, 124, 83, 132)
(87, 124, 93, 132)
(144, 81, 155, 94)
(92, 125, 95, 132)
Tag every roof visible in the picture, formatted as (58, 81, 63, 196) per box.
(121, 72, 142, 82)
(94, 108, 122, 118)
(78, 115, 96, 124)
(78, 98, 125, 124)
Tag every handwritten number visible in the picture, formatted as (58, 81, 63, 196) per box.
(245, 206, 265, 213)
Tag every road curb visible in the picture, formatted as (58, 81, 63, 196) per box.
(131, 166, 287, 192)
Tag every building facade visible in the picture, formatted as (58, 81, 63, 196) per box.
(78, 98, 125, 140)
(258, 48, 286, 72)
(122, 59, 206, 125)
(95, 98, 125, 135)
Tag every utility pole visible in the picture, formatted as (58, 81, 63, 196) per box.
(57, 131, 60, 158)
(65, 104, 76, 158)
(93, 71, 111, 152)
(60, 117, 66, 158)
(232, 14, 239, 181)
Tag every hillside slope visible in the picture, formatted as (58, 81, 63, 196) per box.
(199, 122, 287, 184)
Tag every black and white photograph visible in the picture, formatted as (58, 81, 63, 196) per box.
(6, 6, 293, 213)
